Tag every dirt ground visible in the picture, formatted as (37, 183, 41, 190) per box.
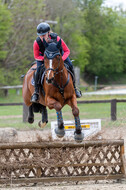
(1, 182, 126, 190)
(1, 125, 126, 190)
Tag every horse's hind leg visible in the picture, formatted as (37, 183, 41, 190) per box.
(55, 111, 65, 138)
(28, 105, 34, 124)
(38, 105, 48, 128)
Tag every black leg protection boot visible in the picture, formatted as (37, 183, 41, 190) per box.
(71, 67, 82, 98)
(31, 72, 40, 103)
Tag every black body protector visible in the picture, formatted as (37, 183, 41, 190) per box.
(36, 33, 58, 55)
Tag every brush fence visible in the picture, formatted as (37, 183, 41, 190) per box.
(0, 140, 125, 185)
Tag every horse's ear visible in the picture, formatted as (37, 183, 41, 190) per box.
(56, 39, 61, 49)
(43, 38, 49, 48)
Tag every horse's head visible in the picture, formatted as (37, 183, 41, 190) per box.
(43, 38, 62, 84)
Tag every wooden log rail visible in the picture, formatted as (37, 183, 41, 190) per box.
(0, 140, 125, 185)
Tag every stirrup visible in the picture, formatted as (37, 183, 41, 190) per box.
(75, 88, 82, 98)
(30, 93, 39, 103)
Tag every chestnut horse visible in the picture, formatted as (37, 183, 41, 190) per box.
(22, 39, 84, 142)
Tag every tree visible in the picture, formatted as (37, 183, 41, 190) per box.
(1, 0, 126, 85)
(81, 1, 125, 80)
(45, 0, 90, 71)
(0, 0, 12, 84)
(0, 0, 12, 60)
(2, 0, 45, 85)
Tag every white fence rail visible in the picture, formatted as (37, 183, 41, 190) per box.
(0, 85, 22, 96)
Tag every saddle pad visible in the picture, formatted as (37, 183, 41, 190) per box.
(31, 71, 45, 87)
(31, 78, 35, 86)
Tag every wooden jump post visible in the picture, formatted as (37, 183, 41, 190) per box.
(0, 140, 125, 185)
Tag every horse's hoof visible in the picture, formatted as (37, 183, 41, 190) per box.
(38, 121, 47, 128)
(74, 132, 84, 143)
(28, 117, 34, 124)
(55, 127, 65, 138)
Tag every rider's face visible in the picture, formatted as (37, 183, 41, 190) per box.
(39, 33, 49, 41)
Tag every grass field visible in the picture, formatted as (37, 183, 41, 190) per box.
(0, 89, 126, 130)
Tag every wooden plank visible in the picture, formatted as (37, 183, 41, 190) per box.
(0, 103, 23, 106)
(0, 140, 124, 149)
(120, 144, 125, 175)
(23, 103, 29, 122)
(116, 99, 126, 103)
(77, 99, 126, 104)
(122, 155, 126, 178)
(1, 99, 126, 106)
(111, 99, 117, 121)
(77, 100, 111, 104)
(0, 174, 124, 184)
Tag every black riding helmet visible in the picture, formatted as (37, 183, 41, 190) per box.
(37, 22, 50, 36)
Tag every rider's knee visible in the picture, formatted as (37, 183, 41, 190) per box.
(64, 57, 73, 69)
(36, 60, 44, 73)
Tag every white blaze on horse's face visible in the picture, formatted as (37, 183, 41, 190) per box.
(48, 59, 52, 79)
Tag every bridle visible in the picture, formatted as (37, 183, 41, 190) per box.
(43, 39, 70, 100)
(44, 55, 70, 100)
(45, 56, 63, 83)
(45, 58, 61, 75)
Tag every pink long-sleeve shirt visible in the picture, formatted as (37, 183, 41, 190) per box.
(33, 36, 70, 61)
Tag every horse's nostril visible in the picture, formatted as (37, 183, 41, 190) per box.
(46, 77, 54, 84)
(46, 78, 48, 84)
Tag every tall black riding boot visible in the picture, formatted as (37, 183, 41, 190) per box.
(31, 72, 40, 103)
(73, 81, 82, 98)
(71, 67, 82, 98)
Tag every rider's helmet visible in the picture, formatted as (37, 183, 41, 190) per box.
(37, 22, 50, 36)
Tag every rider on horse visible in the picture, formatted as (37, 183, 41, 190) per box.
(31, 22, 82, 103)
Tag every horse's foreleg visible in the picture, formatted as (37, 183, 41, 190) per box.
(28, 105, 34, 124)
(38, 105, 48, 128)
(46, 96, 65, 137)
(68, 95, 84, 142)
(55, 110, 65, 138)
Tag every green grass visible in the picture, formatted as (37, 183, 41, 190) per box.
(0, 106, 22, 116)
(0, 89, 23, 103)
(0, 89, 126, 130)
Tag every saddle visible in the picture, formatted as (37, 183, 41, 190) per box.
(31, 63, 46, 96)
